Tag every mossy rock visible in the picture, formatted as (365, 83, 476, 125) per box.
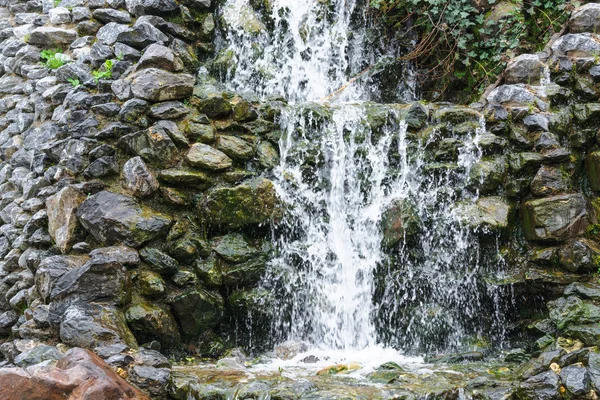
(170, 289, 224, 338)
(125, 302, 181, 348)
(158, 169, 213, 188)
(380, 198, 421, 247)
(198, 178, 280, 229)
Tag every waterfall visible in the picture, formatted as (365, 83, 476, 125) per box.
(214, 0, 508, 354)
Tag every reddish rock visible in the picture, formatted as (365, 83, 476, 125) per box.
(0, 348, 149, 400)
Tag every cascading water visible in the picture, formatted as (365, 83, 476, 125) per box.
(214, 0, 510, 356)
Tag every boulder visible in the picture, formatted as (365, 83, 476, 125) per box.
(504, 54, 545, 85)
(586, 151, 600, 192)
(548, 296, 600, 330)
(137, 43, 182, 71)
(120, 124, 179, 168)
(570, 3, 600, 34)
(97, 22, 130, 45)
(130, 68, 194, 101)
(531, 165, 571, 197)
(551, 33, 600, 57)
(455, 197, 511, 233)
(92, 9, 132, 24)
(122, 156, 160, 197)
(46, 187, 87, 254)
(170, 289, 224, 337)
(522, 194, 588, 242)
(212, 233, 259, 263)
(217, 135, 254, 161)
(158, 169, 212, 187)
(125, 302, 180, 347)
(77, 191, 171, 247)
(28, 27, 78, 47)
(126, 0, 178, 16)
(140, 247, 179, 275)
(515, 371, 561, 400)
(89, 246, 140, 266)
(50, 258, 131, 306)
(186, 143, 232, 171)
(35, 255, 90, 303)
(559, 364, 590, 396)
(380, 198, 421, 246)
(60, 303, 138, 349)
(0, 348, 149, 400)
(116, 22, 169, 49)
(198, 178, 280, 229)
(468, 156, 507, 194)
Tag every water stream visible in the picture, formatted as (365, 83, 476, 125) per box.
(214, 0, 509, 360)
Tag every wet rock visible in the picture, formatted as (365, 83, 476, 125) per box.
(122, 156, 159, 198)
(570, 3, 600, 34)
(14, 345, 62, 367)
(60, 303, 137, 349)
(119, 124, 179, 168)
(77, 190, 171, 247)
(256, 141, 279, 168)
(380, 198, 420, 246)
(50, 258, 131, 306)
(158, 169, 212, 187)
(170, 289, 224, 337)
(586, 151, 600, 192)
(150, 101, 188, 120)
(0, 348, 149, 399)
(560, 364, 590, 396)
(125, 302, 180, 347)
(564, 282, 600, 301)
(186, 143, 232, 171)
(531, 165, 571, 197)
(140, 247, 179, 275)
(198, 97, 232, 118)
(83, 156, 119, 178)
(564, 325, 600, 346)
(138, 270, 165, 297)
(522, 194, 588, 242)
(212, 233, 258, 263)
(468, 156, 507, 194)
(274, 341, 308, 360)
(35, 255, 90, 303)
(515, 371, 561, 400)
(199, 178, 279, 229)
(46, 186, 86, 254)
(89, 246, 140, 266)
(130, 68, 194, 101)
(505, 54, 545, 85)
(217, 135, 254, 161)
(548, 296, 600, 330)
(455, 196, 511, 233)
(233, 100, 258, 122)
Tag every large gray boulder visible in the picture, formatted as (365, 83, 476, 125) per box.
(522, 194, 588, 242)
(504, 54, 545, 85)
(76, 191, 171, 248)
(126, 0, 178, 16)
(129, 68, 194, 101)
(28, 27, 78, 47)
(570, 3, 600, 34)
(46, 187, 87, 254)
(185, 143, 232, 171)
(551, 33, 600, 57)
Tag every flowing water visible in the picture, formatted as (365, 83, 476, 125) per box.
(214, 0, 510, 359)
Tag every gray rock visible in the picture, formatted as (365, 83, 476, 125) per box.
(14, 345, 62, 367)
(114, 42, 141, 62)
(570, 3, 600, 34)
(139, 247, 179, 275)
(116, 22, 169, 49)
(170, 289, 224, 337)
(119, 124, 179, 168)
(118, 98, 148, 124)
(46, 186, 87, 254)
(96, 22, 129, 45)
(35, 255, 89, 303)
(59, 302, 137, 349)
(122, 156, 159, 197)
(522, 194, 588, 242)
(92, 8, 132, 24)
(49, 7, 71, 24)
(83, 156, 119, 178)
(136, 43, 182, 71)
(185, 143, 232, 171)
(217, 135, 254, 161)
(455, 197, 511, 233)
(71, 6, 92, 22)
(89, 246, 140, 266)
(126, 0, 178, 16)
(552, 33, 600, 58)
(76, 190, 171, 247)
(149, 101, 188, 119)
(504, 54, 544, 85)
(129, 365, 171, 398)
(560, 364, 590, 396)
(129, 68, 194, 101)
(531, 166, 570, 197)
(28, 27, 78, 47)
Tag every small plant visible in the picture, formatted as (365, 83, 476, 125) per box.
(23, 33, 30, 43)
(40, 48, 68, 70)
(67, 78, 81, 87)
(92, 59, 115, 83)
(53, 0, 61, 7)
(116, 52, 124, 61)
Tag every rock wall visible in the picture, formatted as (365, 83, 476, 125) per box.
(1, 0, 600, 397)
